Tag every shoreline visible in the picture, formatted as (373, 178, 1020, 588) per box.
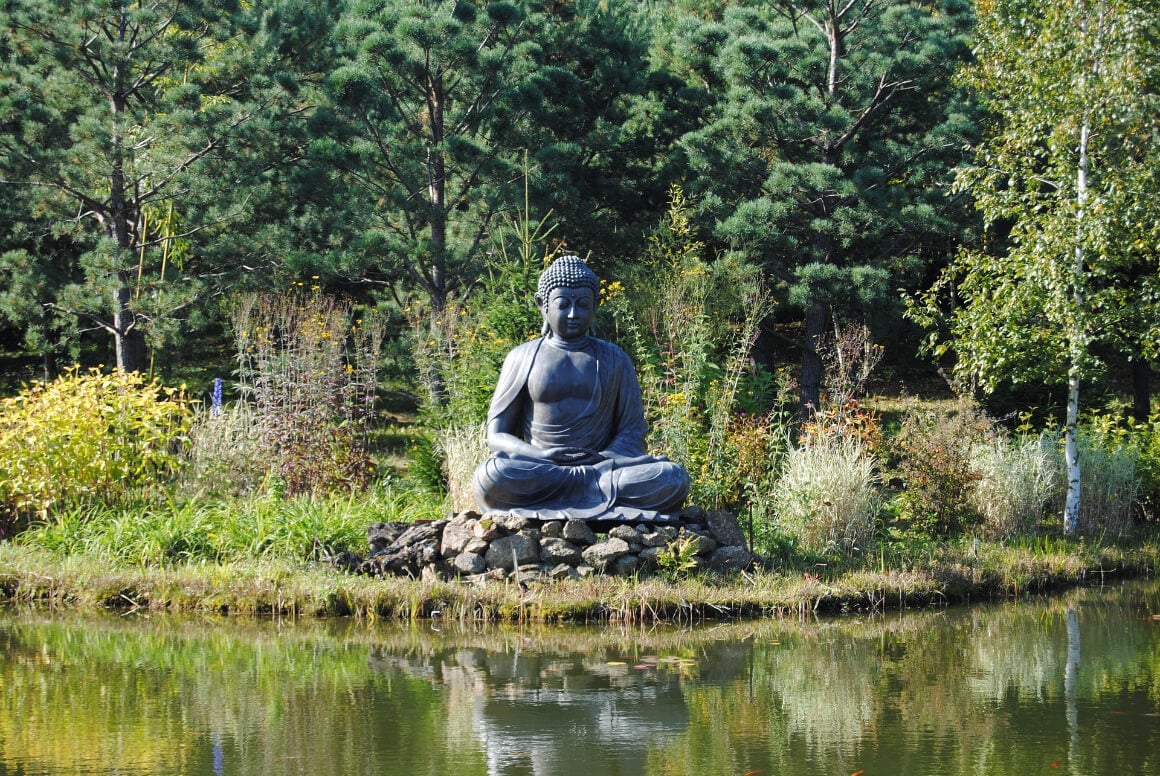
(2, 533, 1157, 623)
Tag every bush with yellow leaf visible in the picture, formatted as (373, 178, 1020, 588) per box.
(0, 368, 193, 526)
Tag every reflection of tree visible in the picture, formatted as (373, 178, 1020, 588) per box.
(0, 614, 467, 776)
(649, 587, 1160, 776)
(369, 642, 727, 775)
(2, 586, 1159, 776)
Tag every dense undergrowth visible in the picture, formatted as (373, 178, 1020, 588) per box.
(2, 196, 1159, 622)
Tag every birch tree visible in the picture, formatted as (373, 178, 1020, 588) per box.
(913, 0, 1160, 534)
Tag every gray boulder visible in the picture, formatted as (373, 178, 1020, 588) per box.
(540, 537, 584, 566)
(441, 519, 477, 558)
(485, 533, 540, 571)
(562, 519, 597, 546)
(706, 545, 753, 572)
(706, 510, 748, 548)
(452, 551, 488, 575)
(581, 537, 631, 570)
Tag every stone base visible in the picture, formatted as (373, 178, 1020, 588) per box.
(352, 506, 753, 581)
(480, 506, 681, 534)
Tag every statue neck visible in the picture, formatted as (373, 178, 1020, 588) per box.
(543, 334, 593, 352)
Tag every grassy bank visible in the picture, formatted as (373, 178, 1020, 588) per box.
(3, 530, 1157, 623)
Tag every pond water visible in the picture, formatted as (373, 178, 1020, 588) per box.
(2, 581, 1159, 776)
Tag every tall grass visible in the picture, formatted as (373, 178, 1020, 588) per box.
(1074, 431, 1139, 537)
(437, 423, 488, 514)
(770, 435, 882, 556)
(970, 433, 1059, 540)
(180, 401, 266, 497)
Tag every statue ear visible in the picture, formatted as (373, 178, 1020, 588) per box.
(535, 293, 549, 335)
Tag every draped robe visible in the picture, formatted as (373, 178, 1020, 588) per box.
(472, 337, 689, 522)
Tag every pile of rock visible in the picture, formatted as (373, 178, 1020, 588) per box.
(353, 506, 753, 583)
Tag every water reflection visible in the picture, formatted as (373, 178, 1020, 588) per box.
(1, 580, 1158, 776)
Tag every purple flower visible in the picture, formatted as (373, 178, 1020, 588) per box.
(211, 377, 223, 417)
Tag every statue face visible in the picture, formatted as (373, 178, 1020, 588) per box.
(542, 286, 595, 342)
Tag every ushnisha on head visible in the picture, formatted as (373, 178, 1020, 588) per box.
(535, 255, 601, 307)
(536, 255, 601, 339)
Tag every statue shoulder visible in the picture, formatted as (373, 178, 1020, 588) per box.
(592, 338, 635, 367)
(487, 338, 545, 421)
(499, 337, 545, 370)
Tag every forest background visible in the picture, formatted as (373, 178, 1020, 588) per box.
(1, 0, 1159, 590)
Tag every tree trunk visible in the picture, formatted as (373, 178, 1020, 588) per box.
(1063, 367, 1081, 536)
(41, 351, 58, 382)
(799, 302, 827, 420)
(113, 285, 147, 373)
(1063, 65, 1093, 536)
(1132, 359, 1151, 422)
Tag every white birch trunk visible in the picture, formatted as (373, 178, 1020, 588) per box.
(1063, 367, 1081, 535)
(1064, 112, 1089, 536)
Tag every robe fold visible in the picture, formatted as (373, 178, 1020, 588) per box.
(472, 337, 689, 522)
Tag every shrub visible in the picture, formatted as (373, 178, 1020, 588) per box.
(0, 368, 193, 524)
(892, 400, 995, 536)
(969, 433, 1059, 540)
(232, 291, 383, 496)
(770, 435, 881, 556)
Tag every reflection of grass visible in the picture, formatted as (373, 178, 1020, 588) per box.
(2, 529, 1157, 622)
(3, 579, 1157, 776)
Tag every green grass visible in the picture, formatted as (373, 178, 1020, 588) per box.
(14, 480, 447, 567)
(3, 526, 1156, 623)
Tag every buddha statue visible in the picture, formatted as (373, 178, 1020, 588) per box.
(472, 255, 691, 522)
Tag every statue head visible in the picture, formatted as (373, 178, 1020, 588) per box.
(535, 256, 601, 339)
(535, 255, 600, 308)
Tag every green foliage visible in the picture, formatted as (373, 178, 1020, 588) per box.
(324, 0, 547, 312)
(410, 243, 548, 430)
(0, 368, 193, 523)
(404, 433, 449, 495)
(909, 0, 1160, 535)
(768, 435, 882, 556)
(603, 185, 780, 511)
(19, 480, 445, 566)
(0, 0, 313, 370)
(232, 291, 383, 496)
(667, 0, 978, 413)
(891, 401, 995, 536)
(656, 535, 701, 579)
